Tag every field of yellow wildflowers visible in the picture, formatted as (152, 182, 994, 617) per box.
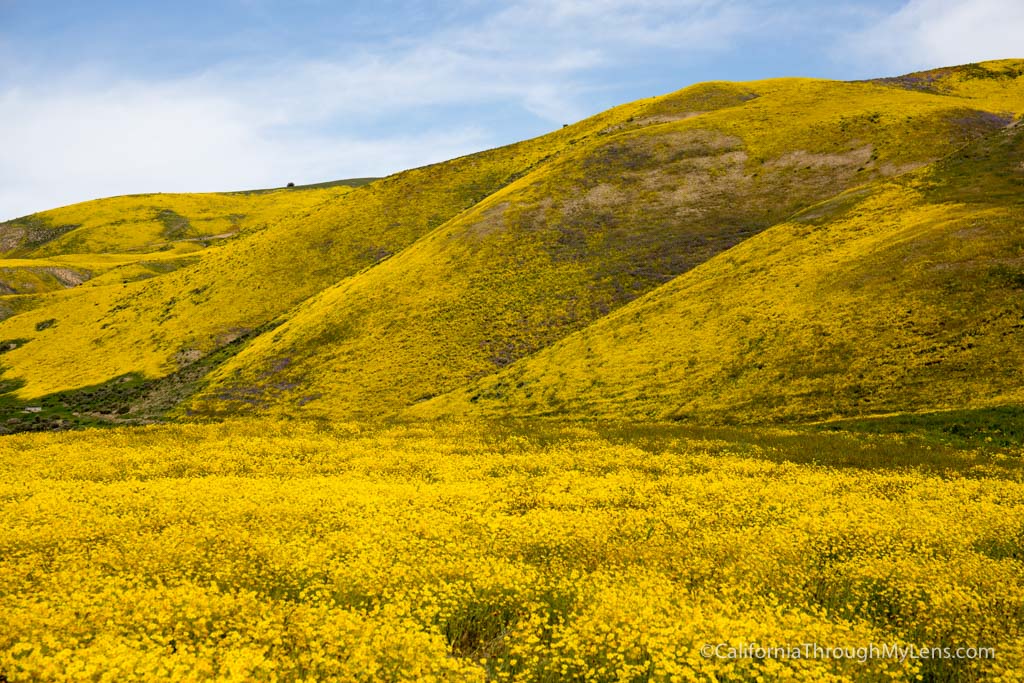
(2, 419, 1023, 681)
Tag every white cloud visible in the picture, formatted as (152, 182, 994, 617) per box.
(233, 45, 606, 126)
(0, 0, 753, 219)
(0, 77, 489, 218)
(846, 0, 1024, 72)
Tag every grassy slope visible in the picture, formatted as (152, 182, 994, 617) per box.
(0, 103, 651, 403)
(190, 63, 1024, 420)
(417, 118, 1024, 423)
(0, 188, 351, 303)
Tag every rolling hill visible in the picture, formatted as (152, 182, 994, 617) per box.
(416, 120, 1024, 423)
(0, 107, 636, 394)
(0, 59, 1021, 429)
(190, 60, 1024, 421)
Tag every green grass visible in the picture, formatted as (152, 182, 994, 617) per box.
(816, 405, 1024, 449)
(453, 416, 1024, 477)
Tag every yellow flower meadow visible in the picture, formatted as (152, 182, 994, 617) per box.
(1, 419, 1022, 681)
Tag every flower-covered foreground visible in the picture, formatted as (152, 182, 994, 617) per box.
(1, 420, 1023, 682)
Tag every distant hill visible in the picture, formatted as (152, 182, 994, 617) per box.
(0, 59, 1021, 430)
(0, 188, 350, 298)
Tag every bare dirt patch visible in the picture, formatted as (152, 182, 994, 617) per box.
(37, 267, 91, 287)
(766, 146, 874, 171)
(465, 202, 511, 243)
(0, 217, 80, 255)
(600, 112, 705, 135)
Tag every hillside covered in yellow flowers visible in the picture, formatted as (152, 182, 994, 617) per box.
(4, 59, 1024, 683)
(0, 59, 1021, 429)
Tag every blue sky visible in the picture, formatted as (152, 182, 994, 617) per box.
(1, 0, 1021, 219)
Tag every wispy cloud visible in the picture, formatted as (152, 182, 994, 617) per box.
(0, 74, 490, 217)
(844, 0, 1024, 72)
